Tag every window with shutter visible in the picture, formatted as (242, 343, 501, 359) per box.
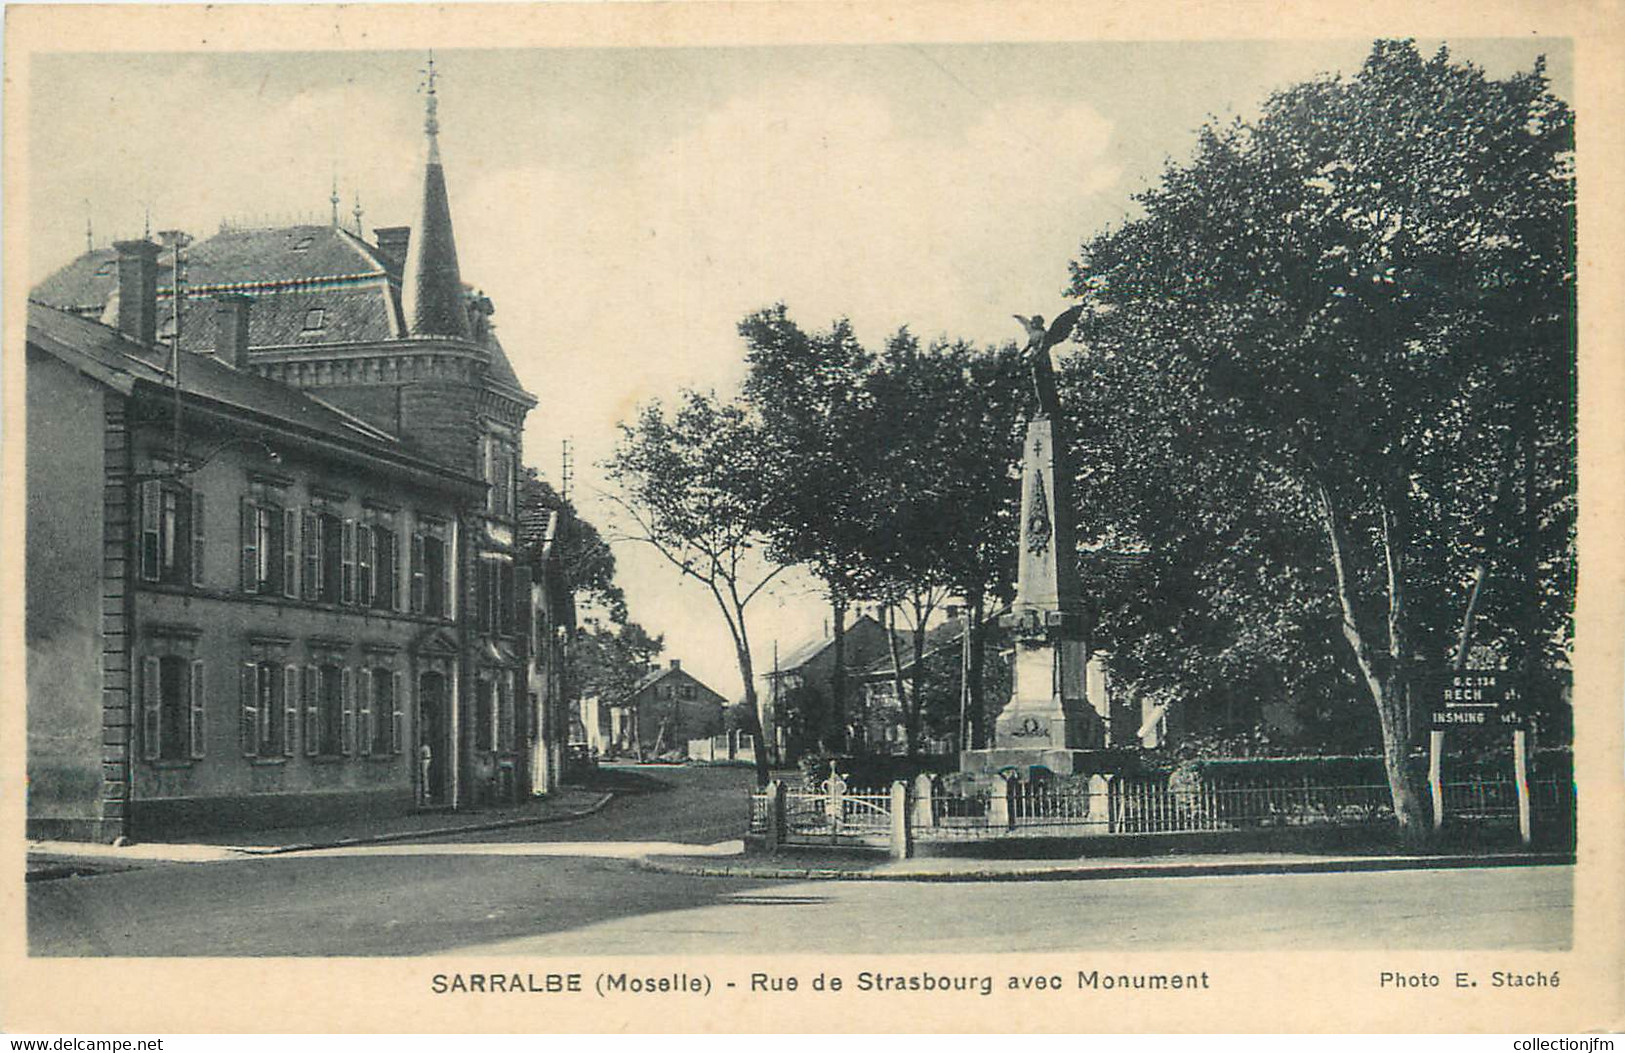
(304, 665, 320, 756)
(190, 490, 206, 586)
(441, 536, 454, 620)
(257, 663, 275, 753)
(140, 481, 161, 581)
(282, 665, 299, 757)
(410, 532, 426, 613)
(357, 524, 373, 607)
(320, 513, 343, 602)
(341, 667, 355, 756)
(189, 660, 206, 759)
(342, 520, 357, 604)
(141, 656, 161, 761)
(301, 511, 318, 599)
(372, 527, 396, 611)
(240, 661, 257, 756)
(358, 668, 373, 757)
(282, 508, 298, 598)
(391, 671, 404, 754)
(240, 497, 258, 593)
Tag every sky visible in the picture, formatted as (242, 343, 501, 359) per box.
(27, 38, 1573, 700)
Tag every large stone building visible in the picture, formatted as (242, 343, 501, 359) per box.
(26, 71, 566, 841)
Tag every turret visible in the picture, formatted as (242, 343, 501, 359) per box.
(401, 56, 472, 340)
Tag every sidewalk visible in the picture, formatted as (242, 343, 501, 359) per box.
(637, 847, 1575, 882)
(27, 787, 612, 874)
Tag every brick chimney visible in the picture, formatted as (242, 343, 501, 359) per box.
(214, 294, 254, 369)
(374, 226, 410, 269)
(113, 239, 160, 346)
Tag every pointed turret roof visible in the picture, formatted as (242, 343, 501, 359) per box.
(401, 56, 472, 340)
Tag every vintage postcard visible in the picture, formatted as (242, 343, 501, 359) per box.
(3, 0, 1622, 1036)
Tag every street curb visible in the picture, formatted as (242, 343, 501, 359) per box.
(223, 792, 616, 856)
(634, 850, 1575, 883)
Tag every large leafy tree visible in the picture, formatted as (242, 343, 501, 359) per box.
(573, 619, 665, 711)
(517, 467, 626, 622)
(1068, 40, 1574, 838)
(605, 391, 783, 784)
(740, 309, 1026, 755)
(740, 307, 876, 752)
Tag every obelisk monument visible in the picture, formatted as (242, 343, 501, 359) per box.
(961, 306, 1110, 777)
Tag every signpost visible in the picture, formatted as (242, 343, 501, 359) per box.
(1426, 670, 1531, 844)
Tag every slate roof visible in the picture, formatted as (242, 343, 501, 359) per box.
(24, 301, 480, 482)
(771, 614, 888, 674)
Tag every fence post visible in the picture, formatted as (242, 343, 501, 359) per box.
(988, 773, 1013, 830)
(1513, 728, 1532, 846)
(913, 773, 937, 829)
(765, 779, 786, 855)
(1088, 773, 1111, 831)
(890, 779, 912, 859)
(1428, 729, 1446, 831)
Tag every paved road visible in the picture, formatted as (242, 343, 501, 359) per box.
(28, 765, 1572, 956)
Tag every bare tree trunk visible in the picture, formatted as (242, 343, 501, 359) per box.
(830, 594, 847, 753)
(884, 604, 908, 756)
(968, 587, 987, 749)
(907, 603, 927, 756)
(1314, 478, 1429, 843)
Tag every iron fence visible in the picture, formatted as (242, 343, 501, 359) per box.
(751, 775, 1572, 847)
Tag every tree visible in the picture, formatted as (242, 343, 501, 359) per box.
(605, 391, 784, 785)
(741, 310, 1027, 755)
(1068, 40, 1574, 839)
(740, 306, 876, 752)
(517, 467, 626, 622)
(573, 619, 664, 713)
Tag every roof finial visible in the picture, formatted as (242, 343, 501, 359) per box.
(330, 172, 341, 227)
(84, 200, 93, 252)
(143, 203, 151, 240)
(419, 51, 440, 141)
(352, 190, 364, 236)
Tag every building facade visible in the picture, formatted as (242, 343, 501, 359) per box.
(580, 660, 727, 759)
(26, 72, 560, 841)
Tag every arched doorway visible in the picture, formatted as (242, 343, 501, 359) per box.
(418, 671, 450, 806)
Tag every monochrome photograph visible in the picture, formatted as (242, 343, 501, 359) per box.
(4, 1, 1620, 1036)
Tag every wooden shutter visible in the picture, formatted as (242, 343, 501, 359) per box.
(282, 665, 299, 757)
(391, 671, 404, 754)
(141, 656, 162, 761)
(139, 480, 160, 581)
(301, 511, 318, 598)
(189, 659, 207, 759)
(341, 520, 357, 604)
(240, 661, 257, 756)
(189, 490, 206, 586)
(341, 667, 355, 756)
(239, 497, 257, 593)
(304, 666, 320, 756)
(282, 508, 298, 598)
(410, 533, 426, 613)
(441, 537, 454, 621)
(358, 668, 373, 757)
(357, 524, 373, 607)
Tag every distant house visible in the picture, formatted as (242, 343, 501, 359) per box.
(582, 660, 727, 758)
(758, 613, 894, 762)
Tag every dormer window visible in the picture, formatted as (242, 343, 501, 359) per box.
(302, 308, 326, 333)
(95, 260, 116, 276)
(291, 235, 315, 252)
